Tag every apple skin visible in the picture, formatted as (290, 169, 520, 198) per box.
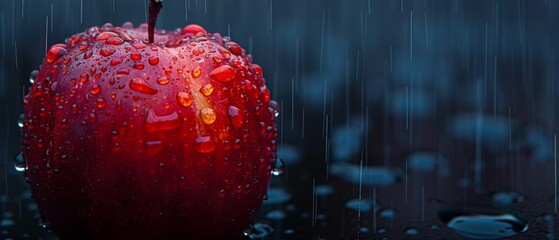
(21, 23, 277, 239)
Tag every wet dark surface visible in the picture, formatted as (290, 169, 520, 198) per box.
(1, 0, 558, 239)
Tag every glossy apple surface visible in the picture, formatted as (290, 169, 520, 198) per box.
(21, 22, 278, 239)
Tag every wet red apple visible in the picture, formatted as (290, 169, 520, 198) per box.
(21, 1, 278, 239)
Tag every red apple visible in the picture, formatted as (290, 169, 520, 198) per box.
(21, 1, 278, 239)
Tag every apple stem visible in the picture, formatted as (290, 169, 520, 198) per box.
(148, 0, 163, 44)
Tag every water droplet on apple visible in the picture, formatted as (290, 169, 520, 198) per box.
(271, 158, 285, 176)
(176, 92, 193, 107)
(96, 31, 118, 41)
(110, 59, 122, 66)
(100, 47, 116, 57)
(101, 23, 114, 30)
(96, 98, 106, 109)
(131, 40, 146, 49)
(200, 108, 216, 125)
(129, 78, 158, 95)
(199, 84, 214, 96)
(218, 189, 226, 197)
(89, 112, 97, 123)
(225, 42, 242, 55)
(122, 21, 134, 29)
(144, 140, 164, 156)
(80, 72, 88, 83)
(116, 99, 122, 111)
(156, 76, 170, 85)
(191, 67, 202, 78)
(87, 26, 99, 37)
(251, 64, 263, 76)
(84, 50, 93, 59)
(71, 104, 78, 114)
(17, 113, 24, 128)
(14, 152, 25, 172)
(91, 84, 101, 94)
(228, 106, 244, 128)
(133, 63, 145, 69)
(209, 65, 235, 83)
(192, 46, 205, 56)
(105, 36, 124, 45)
(29, 70, 39, 84)
(130, 53, 141, 61)
(243, 223, 274, 239)
(117, 68, 130, 76)
(194, 135, 216, 153)
(46, 44, 67, 63)
(181, 24, 207, 35)
(269, 100, 281, 117)
(148, 56, 159, 65)
(144, 110, 181, 134)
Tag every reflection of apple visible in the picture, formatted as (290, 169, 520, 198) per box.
(21, 1, 278, 238)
